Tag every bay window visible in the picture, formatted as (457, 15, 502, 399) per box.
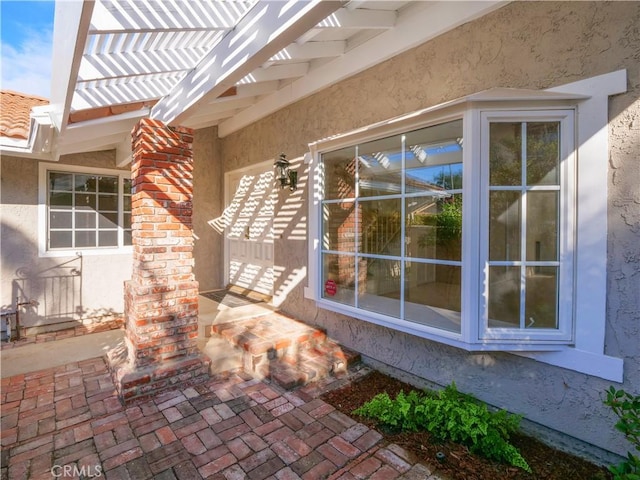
(307, 72, 627, 381)
(313, 98, 577, 348)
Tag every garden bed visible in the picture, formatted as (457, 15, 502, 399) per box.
(321, 370, 612, 480)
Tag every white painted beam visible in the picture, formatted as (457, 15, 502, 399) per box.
(89, 0, 248, 33)
(57, 132, 131, 156)
(317, 8, 396, 29)
(240, 63, 309, 84)
(218, 1, 506, 137)
(50, 0, 95, 133)
(71, 74, 181, 110)
(60, 109, 148, 146)
(270, 41, 346, 61)
(151, 0, 345, 127)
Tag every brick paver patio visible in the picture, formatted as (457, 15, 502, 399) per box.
(1, 353, 442, 479)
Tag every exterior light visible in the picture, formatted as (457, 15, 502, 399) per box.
(274, 153, 297, 191)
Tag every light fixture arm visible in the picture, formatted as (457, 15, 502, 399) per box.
(274, 153, 297, 191)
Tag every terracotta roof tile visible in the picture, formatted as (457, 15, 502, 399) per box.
(0, 90, 49, 140)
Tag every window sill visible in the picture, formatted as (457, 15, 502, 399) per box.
(310, 293, 624, 383)
(40, 246, 133, 258)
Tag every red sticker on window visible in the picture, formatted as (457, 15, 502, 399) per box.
(325, 279, 337, 296)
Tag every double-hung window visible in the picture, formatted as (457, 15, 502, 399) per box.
(41, 164, 132, 253)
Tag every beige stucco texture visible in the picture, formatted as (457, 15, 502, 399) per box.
(1, 151, 132, 332)
(216, 1, 640, 458)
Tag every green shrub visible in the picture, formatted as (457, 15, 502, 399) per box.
(604, 387, 640, 480)
(353, 383, 531, 472)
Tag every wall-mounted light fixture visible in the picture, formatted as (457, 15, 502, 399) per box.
(274, 153, 297, 191)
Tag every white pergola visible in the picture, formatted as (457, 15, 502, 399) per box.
(31, 0, 506, 162)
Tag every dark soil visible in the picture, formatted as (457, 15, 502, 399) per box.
(321, 370, 613, 480)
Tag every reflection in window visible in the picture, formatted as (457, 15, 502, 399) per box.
(320, 120, 463, 333)
(487, 122, 560, 330)
(48, 171, 131, 250)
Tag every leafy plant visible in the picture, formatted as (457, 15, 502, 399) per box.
(353, 383, 531, 472)
(604, 387, 640, 480)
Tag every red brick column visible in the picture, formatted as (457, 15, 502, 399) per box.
(108, 118, 210, 404)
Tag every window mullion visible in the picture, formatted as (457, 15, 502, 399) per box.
(400, 135, 406, 320)
(520, 122, 527, 330)
(354, 146, 360, 309)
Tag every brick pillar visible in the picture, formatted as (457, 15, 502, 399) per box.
(108, 118, 210, 404)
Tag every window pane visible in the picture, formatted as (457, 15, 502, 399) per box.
(489, 191, 521, 261)
(490, 123, 521, 186)
(50, 172, 72, 191)
(322, 253, 355, 306)
(525, 267, 558, 329)
(405, 262, 461, 333)
(405, 120, 463, 192)
(76, 212, 96, 228)
(123, 195, 132, 211)
(488, 266, 521, 328)
(98, 176, 118, 193)
(322, 201, 357, 252)
(123, 178, 132, 192)
(122, 213, 131, 228)
(527, 122, 559, 186)
(50, 231, 72, 248)
(358, 135, 402, 197)
(75, 193, 96, 210)
(360, 199, 402, 256)
(527, 191, 558, 261)
(75, 175, 97, 192)
(124, 230, 132, 246)
(99, 194, 118, 211)
(99, 231, 117, 247)
(75, 231, 96, 248)
(358, 258, 401, 318)
(99, 212, 118, 229)
(50, 192, 72, 208)
(406, 195, 462, 261)
(50, 211, 72, 229)
(323, 147, 356, 200)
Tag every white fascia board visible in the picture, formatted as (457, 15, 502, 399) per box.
(58, 109, 148, 150)
(151, 1, 345, 127)
(56, 132, 131, 157)
(49, 1, 95, 134)
(218, 1, 506, 137)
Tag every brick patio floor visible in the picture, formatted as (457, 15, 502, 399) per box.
(1, 353, 444, 480)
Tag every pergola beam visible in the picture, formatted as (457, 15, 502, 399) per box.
(151, 0, 345, 126)
(49, 0, 95, 134)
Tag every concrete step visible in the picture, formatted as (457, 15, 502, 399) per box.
(210, 312, 361, 390)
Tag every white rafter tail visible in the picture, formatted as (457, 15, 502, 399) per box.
(49, 0, 95, 134)
(150, 0, 346, 127)
(218, 1, 505, 137)
(240, 63, 310, 84)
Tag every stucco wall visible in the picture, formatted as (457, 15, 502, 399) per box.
(192, 126, 225, 292)
(219, 1, 640, 458)
(0, 152, 132, 331)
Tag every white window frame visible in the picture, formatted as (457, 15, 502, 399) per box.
(306, 70, 627, 382)
(38, 162, 133, 257)
(477, 110, 575, 344)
